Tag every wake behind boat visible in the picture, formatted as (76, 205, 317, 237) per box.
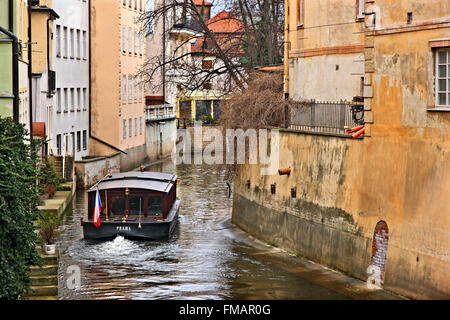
(81, 171, 180, 240)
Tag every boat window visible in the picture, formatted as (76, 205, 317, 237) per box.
(148, 196, 162, 216)
(129, 196, 145, 216)
(110, 196, 126, 216)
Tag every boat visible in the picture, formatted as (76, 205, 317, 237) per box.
(81, 171, 180, 240)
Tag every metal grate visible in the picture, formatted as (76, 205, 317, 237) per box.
(289, 101, 364, 134)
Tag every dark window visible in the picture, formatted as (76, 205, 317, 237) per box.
(56, 134, 61, 155)
(129, 196, 144, 215)
(213, 100, 222, 119)
(110, 196, 126, 216)
(148, 196, 162, 216)
(77, 131, 81, 152)
(83, 130, 87, 150)
(195, 100, 211, 120)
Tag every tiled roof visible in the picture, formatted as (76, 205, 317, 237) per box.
(193, 0, 212, 6)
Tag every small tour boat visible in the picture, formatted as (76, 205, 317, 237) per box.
(81, 172, 180, 240)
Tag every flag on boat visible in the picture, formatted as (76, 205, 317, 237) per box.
(93, 188, 102, 228)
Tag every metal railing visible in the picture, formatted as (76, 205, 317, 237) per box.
(289, 101, 364, 135)
(145, 104, 176, 122)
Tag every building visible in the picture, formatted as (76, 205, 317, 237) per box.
(0, 0, 30, 130)
(51, 0, 90, 161)
(29, 0, 59, 151)
(90, 0, 147, 171)
(231, 0, 450, 299)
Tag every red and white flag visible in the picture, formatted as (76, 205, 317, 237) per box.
(93, 188, 102, 228)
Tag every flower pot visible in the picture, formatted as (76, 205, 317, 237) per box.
(44, 244, 56, 255)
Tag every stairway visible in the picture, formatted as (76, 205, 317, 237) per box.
(22, 251, 58, 300)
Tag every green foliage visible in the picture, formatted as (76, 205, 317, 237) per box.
(39, 156, 62, 197)
(37, 210, 61, 245)
(0, 117, 42, 300)
(202, 114, 217, 125)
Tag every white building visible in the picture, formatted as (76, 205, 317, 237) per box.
(51, 0, 89, 161)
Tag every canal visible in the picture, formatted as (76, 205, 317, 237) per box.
(57, 160, 400, 300)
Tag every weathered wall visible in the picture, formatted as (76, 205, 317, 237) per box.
(74, 152, 121, 189)
(232, 128, 450, 299)
(146, 119, 176, 163)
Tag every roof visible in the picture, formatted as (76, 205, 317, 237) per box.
(207, 10, 243, 34)
(89, 172, 177, 194)
(193, 0, 212, 6)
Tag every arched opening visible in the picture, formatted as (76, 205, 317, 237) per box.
(367, 220, 389, 289)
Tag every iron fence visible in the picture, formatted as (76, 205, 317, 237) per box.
(289, 101, 364, 134)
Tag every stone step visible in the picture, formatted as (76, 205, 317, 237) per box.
(39, 254, 58, 265)
(30, 275, 58, 286)
(29, 265, 58, 276)
(27, 285, 58, 296)
(22, 295, 58, 300)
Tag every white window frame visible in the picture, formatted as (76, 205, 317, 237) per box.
(123, 119, 127, 139)
(129, 118, 132, 137)
(129, 76, 133, 101)
(357, 0, 365, 19)
(55, 25, 61, 57)
(122, 75, 127, 101)
(436, 48, 450, 107)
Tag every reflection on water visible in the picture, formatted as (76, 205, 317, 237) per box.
(57, 160, 349, 300)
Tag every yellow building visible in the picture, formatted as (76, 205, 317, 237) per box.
(232, 0, 450, 300)
(90, 0, 146, 171)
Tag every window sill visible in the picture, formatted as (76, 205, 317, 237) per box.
(297, 24, 304, 29)
(427, 107, 450, 112)
(63, 110, 68, 113)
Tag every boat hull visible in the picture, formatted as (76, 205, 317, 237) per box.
(82, 200, 180, 240)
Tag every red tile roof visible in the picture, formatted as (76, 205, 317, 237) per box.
(193, 0, 212, 6)
(207, 10, 243, 34)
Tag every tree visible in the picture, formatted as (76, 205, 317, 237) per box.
(0, 117, 41, 299)
(140, 0, 284, 95)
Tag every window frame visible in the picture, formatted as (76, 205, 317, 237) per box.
(435, 48, 450, 108)
(297, 0, 304, 27)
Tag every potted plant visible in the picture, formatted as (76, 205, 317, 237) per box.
(37, 210, 61, 255)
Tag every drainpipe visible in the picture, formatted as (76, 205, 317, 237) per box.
(28, 2, 33, 138)
(283, 0, 289, 100)
(162, 0, 166, 102)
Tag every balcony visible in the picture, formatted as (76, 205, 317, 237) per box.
(145, 104, 176, 123)
(289, 101, 364, 135)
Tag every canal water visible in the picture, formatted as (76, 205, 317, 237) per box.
(57, 160, 398, 300)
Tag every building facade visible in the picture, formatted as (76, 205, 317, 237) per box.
(90, 0, 147, 171)
(52, 0, 90, 161)
(232, 0, 450, 299)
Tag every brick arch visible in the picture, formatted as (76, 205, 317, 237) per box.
(371, 220, 389, 276)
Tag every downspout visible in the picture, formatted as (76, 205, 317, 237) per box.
(283, 0, 289, 128)
(162, 0, 166, 102)
(28, 2, 33, 138)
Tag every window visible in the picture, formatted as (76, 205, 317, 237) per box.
(110, 195, 126, 215)
(139, 116, 143, 135)
(83, 88, 87, 110)
(56, 134, 62, 155)
(148, 196, 162, 216)
(129, 76, 133, 101)
(70, 28, 74, 58)
(122, 27, 126, 52)
(129, 118, 132, 137)
(122, 75, 127, 101)
(123, 119, 127, 139)
(130, 196, 144, 215)
(82, 30, 87, 59)
(83, 130, 87, 150)
(77, 131, 81, 152)
(70, 88, 75, 111)
(202, 60, 213, 69)
(56, 88, 61, 112)
(436, 48, 450, 107)
(297, 0, 304, 26)
(134, 31, 137, 54)
(55, 25, 61, 57)
(139, 76, 143, 100)
(129, 28, 132, 53)
(63, 27, 68, 58)
(134, 77, 137, 100)
(64, 88, 68, 111)
(77, 88, 81, 110)
(139, 32, 142, 55)
(135, 118, 138, 136)
(76, 29, 81, 59)
(357, 0, 364, 20)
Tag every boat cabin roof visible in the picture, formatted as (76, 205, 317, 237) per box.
(88, 172, 177, 194)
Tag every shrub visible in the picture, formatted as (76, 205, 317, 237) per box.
(0, 117, 42, 299)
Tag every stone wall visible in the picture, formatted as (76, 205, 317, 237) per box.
(232, 129, 450, 299)
(74, 152, 121, 189)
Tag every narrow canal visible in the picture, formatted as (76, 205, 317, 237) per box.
(57, 160, 400, 300)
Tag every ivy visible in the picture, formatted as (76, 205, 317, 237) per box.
(0, 117, 42, 300)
